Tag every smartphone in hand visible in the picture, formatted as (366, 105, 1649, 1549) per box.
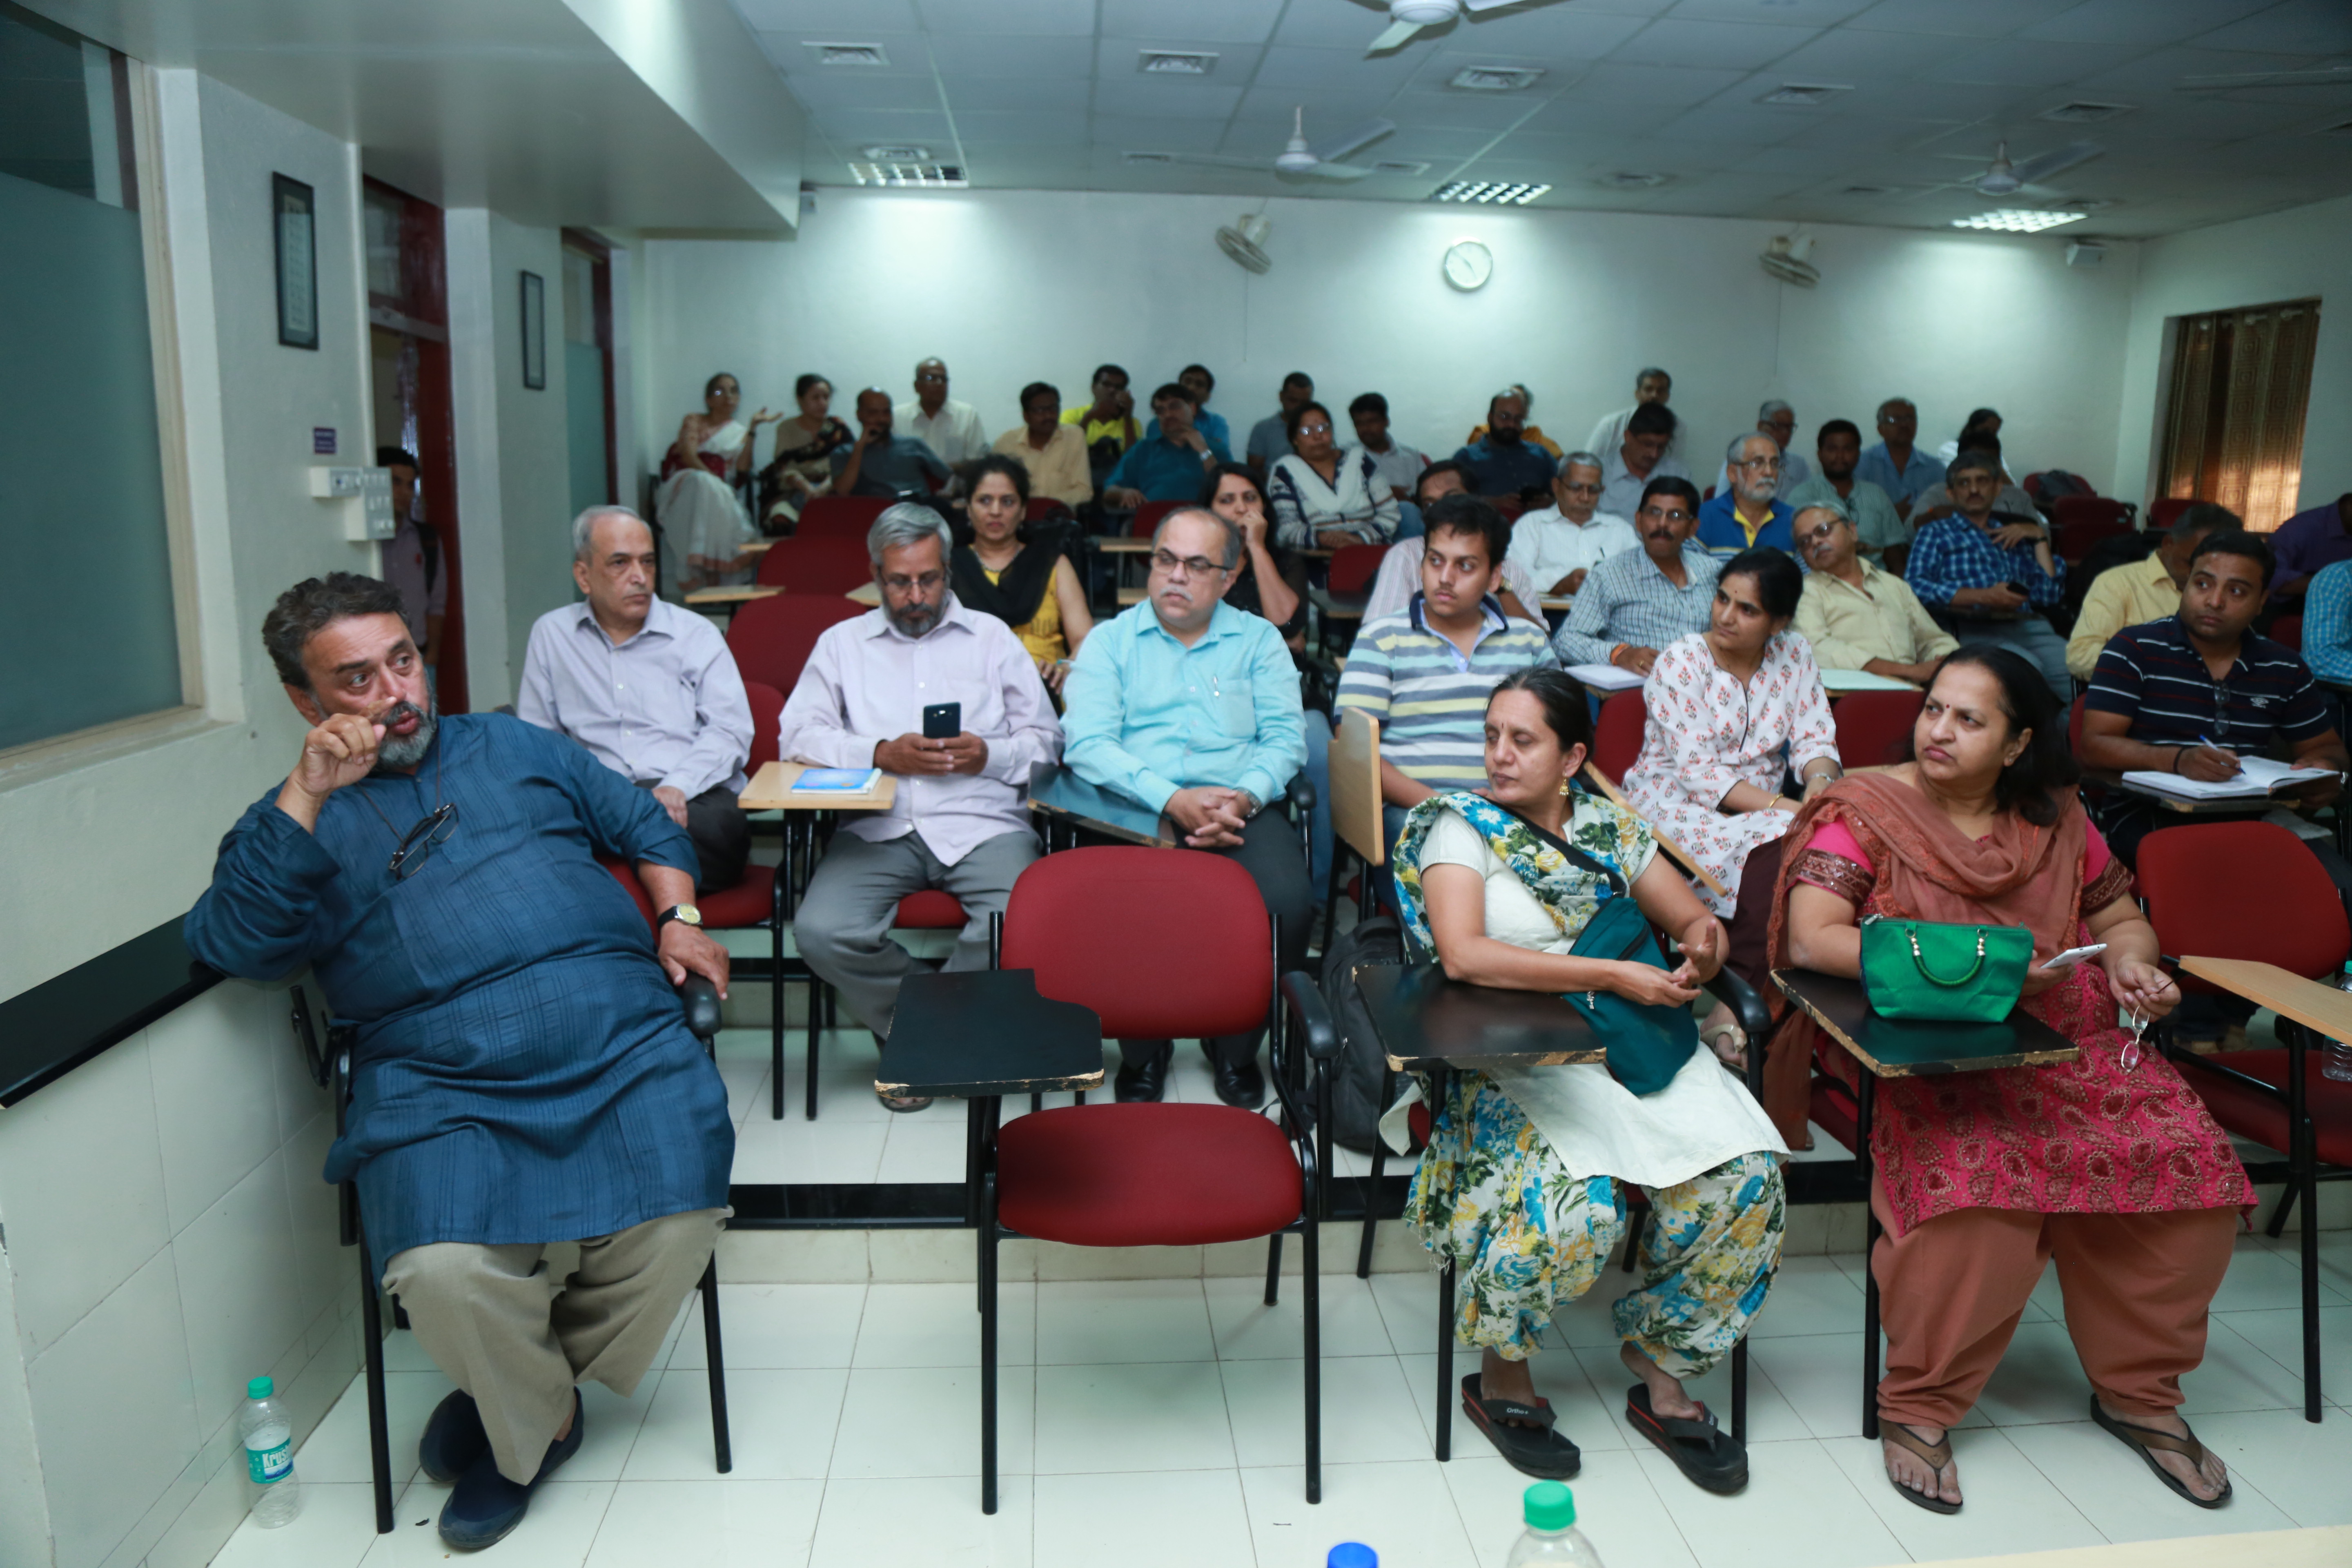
(922, 701, 961, 740)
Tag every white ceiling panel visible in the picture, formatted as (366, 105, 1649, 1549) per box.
(1250, 44, 1428, 91)
(811, 108, 956, 142)
(2020, 0, 2278, 46)
(1235, 85, 1404, 126)
(1606, 18, 1820, 71)
(2194, 0, 2352, 56)
(763, 33, 932, 76)
(1761, 25, 1986, 78)
(1418, 7, 1659, 57)
(915, 0, 1096, 36)
(1091, 37, 1264, 84)
(1093, 116, 1237, 154)
(782, 71, 940, 110)
(953, 109, 1089, 142)
(942, 76, 1092, 111)
(1515, 93, 1706, 137)
(929, 33, 1097, 78)
(1667, 0, 1878, 24)
(1553, 61, 1753, 105)
(737, 0, 919, 30)
(1092, 76, 1248, 120)
(1925, 38, 2145, 89)
(1848, 0, 2084, 40)
(1098, 0, 1280, 45)
(1381, 91, 1549, 131)
(1651, 102, 1819, 147)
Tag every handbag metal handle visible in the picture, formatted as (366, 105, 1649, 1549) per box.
(1909, 926, 1987, 987)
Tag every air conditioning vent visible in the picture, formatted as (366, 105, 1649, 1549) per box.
(2041, 101, 2134, 124)
(848, 163, 967, 188)
(1758, 83, 1852, 107)
(1451, 66, 1544, 92)
(1138, 50, 1217, 75)
(862, 145, 933, 162)
(1596, 171, 1667, 189)
(807, 42, 889, 67)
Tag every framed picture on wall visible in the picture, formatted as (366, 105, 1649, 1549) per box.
(272, 174, 318, 350)
(520, 270, 546, 390)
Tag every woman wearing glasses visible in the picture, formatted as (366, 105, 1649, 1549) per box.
(1268, 400, 1398, 552)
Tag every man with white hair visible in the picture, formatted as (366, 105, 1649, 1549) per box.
(1711, 401, 1810, 499)
(518, 506, 754, 891)
(1506, 450, 1638, 595)
(779, 505, 1062, 1108)
(894, 357, 988, 466)
(1695, 432, 1797, 558)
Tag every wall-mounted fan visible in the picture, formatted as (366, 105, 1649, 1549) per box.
(1760, 232, 1818, 288)
(1216, 214, 1273, 274)
(1148, 108, 1394, 181)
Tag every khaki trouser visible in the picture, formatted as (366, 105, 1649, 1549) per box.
(382, 1208, 727, 1482)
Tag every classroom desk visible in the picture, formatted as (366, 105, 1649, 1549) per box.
(741, 539, 774, 555)
(1307, 587, 1366, 623)
(1771, 967, 2078, 1436)
(2082, 768, 2332, 817)
(738, 760, 897, 813)
(844, 580, 880, 606)
(1025, 763, 1178, 849)
(1538, 594, 1573, 614)
(683, 585, 779, 619)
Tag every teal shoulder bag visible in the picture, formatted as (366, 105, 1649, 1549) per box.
(1857, 915, 2031, 1023)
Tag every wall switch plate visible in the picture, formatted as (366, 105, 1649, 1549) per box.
(312, 466, 396, 540)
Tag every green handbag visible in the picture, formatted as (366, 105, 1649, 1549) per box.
(1858, 915, 2032, 1023)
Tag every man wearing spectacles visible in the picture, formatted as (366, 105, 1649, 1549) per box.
(1696, 432, 1798, 559)
(1552, 477, 1720, 677)
(1786, 418, 1907, 570)
(893, 357, 987, 467)
(1505, 451, 1638, 598)
(780, 505, 1064, 1110)
(1708, 400, 1810, 503)
(1062, 507, 1312, 1108)
(1855, 397, 1947, 522)
(1790, 502, 1956, 686)
(186, 573, 735, 1551)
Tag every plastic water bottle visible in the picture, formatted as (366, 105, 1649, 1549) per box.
(237, 1376, 302, 1528)
(1328, 1546, 1377, 1568)
(1506, 1481, 1603, 1566)
(2328, 964, 2352, 1084)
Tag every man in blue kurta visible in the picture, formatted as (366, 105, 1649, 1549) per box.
(184, 573, 733, 1552)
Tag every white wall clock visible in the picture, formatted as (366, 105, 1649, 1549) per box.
(1443, 239, 1493, 291)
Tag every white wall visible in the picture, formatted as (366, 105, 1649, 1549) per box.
(2115, 193, 2352, 518)
(637, 189, 2142, 497)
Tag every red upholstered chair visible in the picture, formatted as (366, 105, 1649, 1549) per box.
(723, 592, 865, 692)
(2147, 497, 2194, 533)
(794, 495, 889, 537)
(1591, 688, 1646, 785)
(1328, 542, 1385, 597)
(978, 848, 1334, 1510)
(2138, 821, 2352, 1420)
(1025, 497, 1072, 526)
(1833, 689, 1924, 770)
(755, 535, 878, 594)
(2050, 496, 2136, 564)
(1127, 499, 1184, 538)
(2272, 614, 2304, 655)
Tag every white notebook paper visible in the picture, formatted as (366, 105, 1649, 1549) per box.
(2119, 755, 2339, 800)
(1562, 662, 1645, 692)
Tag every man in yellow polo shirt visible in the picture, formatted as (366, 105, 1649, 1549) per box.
(2065, 503, 2235, 680)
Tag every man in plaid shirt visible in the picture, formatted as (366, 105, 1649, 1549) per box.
(1903, 449, 2069, 697)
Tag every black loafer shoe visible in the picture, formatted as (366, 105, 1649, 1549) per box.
(1214, 1056, 1266, 1110)
(437, 1390, 584, 1552)
(1114, 1047, 1170, 1102)
(418, 1389, 488, 1484)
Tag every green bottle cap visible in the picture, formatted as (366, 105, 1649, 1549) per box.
(1523, 1480, 1575, 1530)
(246, 1376, 274, 1400)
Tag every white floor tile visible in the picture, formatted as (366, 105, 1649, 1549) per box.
(1034, 1468, 1254, 1568)
(829, 1363, 1037, 1478)
(1635, 1436, 1905, 1568)
(295, 1370, 454, 1486)
(669, 1283, 868, 1370)
(584, 1479, 824, 1567)
(1746, 1330, 1988, 1442)
(878, 1118, 981, 1183)
(727, 1119, 886, 1185)
(1971, 1320, 2111, 1428)
(805, 1473, 1031, 1568)
(2209, 1234, 2350, 1311)
(2180, 1315, 2312, 1416)
(1446, 1449, 1695, 1568)
(1398, 1349, 1630, 1457)
(2002, 1418, 2301, 1539)
(1204, 1272, 1396, 1361)
(381, 1327, 438, 1374)
(856, 1281, 1035, 1368)
(1223, 1354, 1428, 1468)
(2182, 1404, 2352, 1526)
(621, 1368, 846, 1481)
(1367, 1266, 1447, 1357)
(1747, 1253, 1866, 1337)
(1032, 1361, 1236, 1474)
(1245, 1458, 1481, 1568)
(1033, 1278, 1214, 1364)
(2216, 1302, 2351, 1394)
(1822, 1426, 2104, 1560)
(208, 1481, 383, 1568)
(359, 1477, 615, 1566)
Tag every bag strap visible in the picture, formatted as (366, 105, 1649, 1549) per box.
(1496, 802, 1629, 898)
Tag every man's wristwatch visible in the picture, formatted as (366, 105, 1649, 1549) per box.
(657, 904, 703, 931)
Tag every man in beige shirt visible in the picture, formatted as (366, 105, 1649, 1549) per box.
(2064, 503, 2235, 680)
(992, 381, 1093, 508)
(1793, 501, 1956, 685)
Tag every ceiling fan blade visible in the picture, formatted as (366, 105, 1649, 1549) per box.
(1305, 161, 1379, 181)
(1366, 19, 1423, 54)
(1463, 0, 1530, 11)
(2008, 141, 2102, 186)
(1310, 118, 1395, 164)
(1157, 153, 1273, 171)
(2178, 66, 2352, 90)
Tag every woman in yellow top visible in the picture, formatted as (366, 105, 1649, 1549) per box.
(949, 454, 1094, 697)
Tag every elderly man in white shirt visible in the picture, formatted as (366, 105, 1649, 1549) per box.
(517, 506, 753, 891)
(1505, 450, 1638, 596)
(893, 357, 988, 467)
(778, 505, 1062, 1107)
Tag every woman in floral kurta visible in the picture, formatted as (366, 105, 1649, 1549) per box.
(1624, 551, 1840, 917)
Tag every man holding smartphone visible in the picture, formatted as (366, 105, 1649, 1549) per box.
(779, 506, 1063, 1109)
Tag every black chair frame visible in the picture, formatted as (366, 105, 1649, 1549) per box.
(292, 980, 735, 1534)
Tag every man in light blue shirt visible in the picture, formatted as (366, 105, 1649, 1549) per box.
(1855, 396, 1947, 519)
(1062, 506, 1310, 1109)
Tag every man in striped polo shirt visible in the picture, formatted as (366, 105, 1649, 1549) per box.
(1336, 495, 1557, 856)
(2080, 528, 2352, 1049)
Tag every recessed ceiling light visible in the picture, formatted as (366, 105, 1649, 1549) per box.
(1138, 50, 1217, 75)
(849, 163, 967, 188)
(1451, 66, 1545, 92)
(1758, 83, 1852, 107)
(1596, 172, 1668, 189)
(2041, 101, 2134, 124)
(806, 42, 889, 67)
(862, 145, 933, 162)
(1432, 180, 1551, 205)
(1952, 209, 2085, 233)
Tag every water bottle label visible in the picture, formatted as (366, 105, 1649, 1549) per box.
(246, 1438, 292, 1484)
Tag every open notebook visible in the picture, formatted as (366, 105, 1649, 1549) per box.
(2119, 755, 2340, 800)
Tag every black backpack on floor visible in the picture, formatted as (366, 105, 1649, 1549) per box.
(1321, 914, 1410, 1153)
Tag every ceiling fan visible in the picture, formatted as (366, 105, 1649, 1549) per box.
(1362, 0, 1567, 56)
(1146, 107, 1395, 181)
(2176, 65, 2352, 92)
(1930, 139, 2105, 198)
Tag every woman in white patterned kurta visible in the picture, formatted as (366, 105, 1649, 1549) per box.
(1624, 548, 1840, 916)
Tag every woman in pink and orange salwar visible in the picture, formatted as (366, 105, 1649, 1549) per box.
(1766, 646, 2248, 1516)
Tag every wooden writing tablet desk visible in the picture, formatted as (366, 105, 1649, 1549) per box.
(738, 761, 897, 813)
(2081, 768, 2325, 818)
(2181, 956, 2352, 1042)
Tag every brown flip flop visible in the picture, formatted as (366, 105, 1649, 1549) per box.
(1881, 1421, 1961, 1514)
(2089, 1397, 2231, 1509)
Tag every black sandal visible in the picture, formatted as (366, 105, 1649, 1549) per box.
(1625, 1384, 1747, 1494)
(1880, 1421, 1961, 1514)
(1461, 1373, 1581, 1479)
(2089, 1397, 2232, 1509)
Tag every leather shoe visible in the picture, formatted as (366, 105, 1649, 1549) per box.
(1214, 1054, 1266, 1110)
(1114, 1046, 1170, 1103)
(438, 1389, 584, 1551)
(418, 1390, 488, 1484)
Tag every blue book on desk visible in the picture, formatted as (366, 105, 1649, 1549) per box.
(792, 767, 882, 793)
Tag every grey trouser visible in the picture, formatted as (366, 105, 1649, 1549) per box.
(794, 827, 1039, 1040)
(381, 1207, 726, 1483)
(1952, 613, 2071, 703)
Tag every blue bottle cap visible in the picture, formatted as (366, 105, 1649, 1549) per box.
(246, 1376, 274, 1400)
(1327, 1545, 1377, 1568)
